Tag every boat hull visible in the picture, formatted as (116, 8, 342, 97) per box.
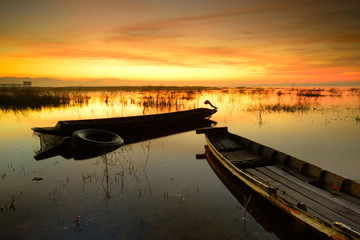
(34, 118, 216, 160)
(198, 127, 360, 240)
(32, 108, 216, 136)
(204, 145, 330, 240)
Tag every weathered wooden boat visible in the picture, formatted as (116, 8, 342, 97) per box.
(32, 108, 216, 136)
(197, 127, 360, 240)
(35, 119, 216, 160)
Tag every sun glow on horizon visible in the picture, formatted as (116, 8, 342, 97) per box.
(0, 54, 264, 82)
(1, 0, 359, 85)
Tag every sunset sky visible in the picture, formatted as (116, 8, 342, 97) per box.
(1, 0, 359, 85)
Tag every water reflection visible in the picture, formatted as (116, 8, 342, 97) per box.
(33, 133, 121, 160)
(1, 86, 359, 240)
(33, 119, 216, 160)
(80, 142, 155, 204)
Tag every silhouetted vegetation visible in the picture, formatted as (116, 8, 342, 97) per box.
(0, 86, 214, 112)
(0, 87, 71, 111)
(296, 88, 324, 97)
(356, 116, 360, 123)
(264, 103, 310, 112)
(50, 86, 217, 92)
(247, 103, 311, 113)
(1, 86, 358, 113)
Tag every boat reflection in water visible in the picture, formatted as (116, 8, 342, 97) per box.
(34, 119, 216, 160)
(34, 131, 123, 161)
(203, 147, 329, 240)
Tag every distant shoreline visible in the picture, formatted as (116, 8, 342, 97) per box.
(1, 77, 360, 88)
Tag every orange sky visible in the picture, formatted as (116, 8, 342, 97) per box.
(1, 0, 360, 85)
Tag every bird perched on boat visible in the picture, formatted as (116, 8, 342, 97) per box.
(204, 100, 217, 109)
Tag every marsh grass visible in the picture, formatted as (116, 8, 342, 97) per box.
(266, 103, 310, 112)
(0, 86, 214, 112)
(139, 90, 198, 110)
(296, 88, 324, 97)
(0, 87, 71, 111)
(329, 88, 343, 97)
(235, 87, 274, 96)
(1, 86, 357, 114)
(350, 87, 360, 93)
(356, 116, 360, 123)
(248, 103, 311, 113)
(50, 86, 215, 92)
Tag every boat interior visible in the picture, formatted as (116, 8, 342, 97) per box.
(199, 127, 360, 236)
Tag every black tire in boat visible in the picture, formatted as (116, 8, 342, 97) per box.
(71, 129, 124, 151)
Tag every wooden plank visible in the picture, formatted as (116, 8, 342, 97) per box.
(278, 164, 318, 185)
(272, 164, 360, 209)
(300, 162, 322, 180)
(216, 135, 244, 150)
(262, 166, 360, 221)
(208, 134, 245, 152)
(248, 141, 262, 153)
(196, 127, 228, 134)
(266, 166, 360, 214)
(207, 135, 227, 151)
(258, 145, 276, 161)
(252, 167, 360, 230)
(244, 168, 334, 225)
(247, 167, 360, 233)
(318, 170, 345, 190)
(220, 149, 270, 169)
(221, 149, 261, 162)
(233, 159, 271, 169)
(231, 134, 252, 148)
(340, 180, 360, 203)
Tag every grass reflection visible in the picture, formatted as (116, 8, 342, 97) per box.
(296, 88, 324, 97)
(79, 142, 154, 201)
(1, 86, 359, 117)
(248, 103, 311, 113)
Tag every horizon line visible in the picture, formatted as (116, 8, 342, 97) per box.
(1, 76, 360, 87)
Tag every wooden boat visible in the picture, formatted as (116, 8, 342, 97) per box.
(34, 119, 216, 160)
(32, 108, 216, 136)
(197, 127, 360, 240)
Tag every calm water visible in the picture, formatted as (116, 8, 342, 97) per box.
(0, 87, 359, 240)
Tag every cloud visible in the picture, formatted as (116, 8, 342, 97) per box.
(105, 0, 322, 43)
(1, 0, 360, 82)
